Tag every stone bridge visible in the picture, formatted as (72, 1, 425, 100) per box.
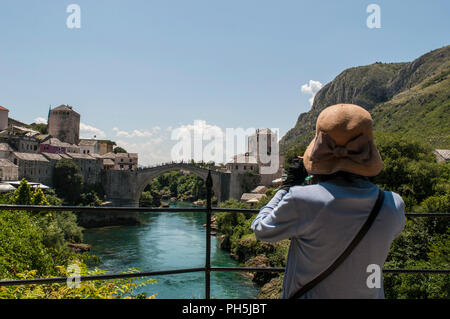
(103, 163, 232, 207)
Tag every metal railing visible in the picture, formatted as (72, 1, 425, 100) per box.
(0, 171, 449, 299)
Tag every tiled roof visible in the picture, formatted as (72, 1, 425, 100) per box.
(0, 106, 9, 111)
(435, 149, 450, 160)
(103, 159, 115, 166)
(34, 134, 51, 142)
(79, 139, 98, 146)
(12, 152, 49, 162)
(240, 193, 266, 202)
(40, 137, 70, 147)
(0, 143, 13, 152)
(42, 153, 63, 161)
(0, 158, 17, 167)
(101, 152, 115, 159)
(67, 153, 95, 160)
(251, 186, 268, 194)
(227, 153, 257, 164)
(115, 152, 138, 158)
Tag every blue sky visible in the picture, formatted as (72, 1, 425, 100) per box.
(0, 0, 449, 164)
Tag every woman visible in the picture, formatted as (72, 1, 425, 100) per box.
(251, 104, 405, 299)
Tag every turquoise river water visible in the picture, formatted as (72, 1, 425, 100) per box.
(83, 202, 260, 299)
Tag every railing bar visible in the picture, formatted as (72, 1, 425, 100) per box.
(210, 267, 450, 274)
(0, 205, 448, 218)
(0, 205, 207, 213)
(0, 267, 206, 287)
(211, 267, 285, 272)
(1, 267, 448, 287)
(205, 170, 213, 300)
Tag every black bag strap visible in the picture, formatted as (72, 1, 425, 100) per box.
(289, 188, 385, 299)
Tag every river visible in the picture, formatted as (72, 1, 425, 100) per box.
(83, 202, 260, 299)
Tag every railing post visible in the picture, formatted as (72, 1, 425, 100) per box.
(205, 170, 213, 299)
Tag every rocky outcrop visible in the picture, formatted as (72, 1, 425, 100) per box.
(280, 45, 450, 152)
(258, 276, 283, 299)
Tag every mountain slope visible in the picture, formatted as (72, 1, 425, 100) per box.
(280, 45, 450, 152)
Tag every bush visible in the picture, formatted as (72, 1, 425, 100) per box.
(0, 262, 157, 299)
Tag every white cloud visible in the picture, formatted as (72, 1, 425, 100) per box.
(301, 80, 323, 106)
(80, 122, 106, 139)
(116, 136, 170, 166)
(34, 117, 47, 124)
(113, 127, 154, 138)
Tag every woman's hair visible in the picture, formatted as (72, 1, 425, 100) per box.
(314, 171, 369, 183)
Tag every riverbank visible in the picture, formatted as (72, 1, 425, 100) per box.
(82, 201, 260, 299)
(213, 196, 288, 299)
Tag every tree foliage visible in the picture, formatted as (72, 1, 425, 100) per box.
(53, 159, 84, 205)
(113, 146, 127, 154)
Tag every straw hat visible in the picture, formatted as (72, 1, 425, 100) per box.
(303, 104, 382, 177)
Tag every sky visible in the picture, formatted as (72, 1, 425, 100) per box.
(0, 0, 449, 165)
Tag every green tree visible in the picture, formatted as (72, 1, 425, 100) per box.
(53, 159, 83, 205)
(113, 146, 127, 154)
(13, 178, 33, 205)
(373, 132, 443, 210)
(32, 187, 50, 206)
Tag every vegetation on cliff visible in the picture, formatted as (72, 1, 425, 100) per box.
(280, 45, 450, 152)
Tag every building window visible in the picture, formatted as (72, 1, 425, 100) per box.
(235, 165, 238, 170)
(244, 166, 246, 170)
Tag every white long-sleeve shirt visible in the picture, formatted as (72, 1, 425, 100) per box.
(251, 177, 405, 299)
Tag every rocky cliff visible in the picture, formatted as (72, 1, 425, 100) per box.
(280, 45, 450, 152)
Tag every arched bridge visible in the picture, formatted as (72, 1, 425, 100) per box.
(103, 163, 231, 207)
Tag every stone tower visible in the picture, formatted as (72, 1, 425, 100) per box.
(48, 105, 80, 145)
(0, 106, 9, 130)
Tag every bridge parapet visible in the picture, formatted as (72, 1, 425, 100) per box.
(104, 163, 232, 207)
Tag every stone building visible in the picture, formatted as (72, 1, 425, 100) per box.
(0, 130, 40, 153)
(225, 153, 258, 173)
(40, 137, 80, 154)
(79, 139, 99, 155)
(0, 158, 18, 181)
(48, 105, 80, 145)
(0, 143, 14, 159)
(8, 152, 52, 185)
(101, 152, 138, 171)
(0, 106, 9, 131)
(226, 128, 282, 188)
(67, 153, 103, 185)
(97, 140, 116, 155)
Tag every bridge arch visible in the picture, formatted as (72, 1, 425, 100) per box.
(135, 164, 223, 204)
(104, 163, 230, 207)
